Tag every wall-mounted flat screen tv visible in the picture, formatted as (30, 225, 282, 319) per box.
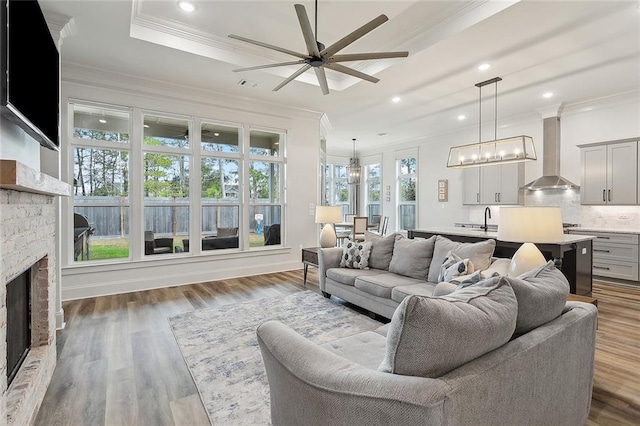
(1, 0, 60, 151)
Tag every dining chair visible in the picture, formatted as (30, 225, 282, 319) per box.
(379, 216, 389, 236)
(352, 217, 368, 242)
(335, 213, 355, 246)
(368, 214, 381, 231)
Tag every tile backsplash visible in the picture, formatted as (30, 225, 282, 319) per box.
(468, 189, 640, 231)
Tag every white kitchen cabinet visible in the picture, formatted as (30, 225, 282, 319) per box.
(471, 163, 523, 205)
(580, 140, 638, 205)
(462, 168, 480, 204)
(568, 230, 639, 282)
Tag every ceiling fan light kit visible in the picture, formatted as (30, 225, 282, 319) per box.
(447, 77, 537, 169)
(229, 1, 408, 95)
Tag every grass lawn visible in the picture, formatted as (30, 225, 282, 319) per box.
(88, 233, 267, 260)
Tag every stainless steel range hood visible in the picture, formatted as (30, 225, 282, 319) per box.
(522, 116, 579, 190)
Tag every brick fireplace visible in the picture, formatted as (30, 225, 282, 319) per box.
(0, 160, 70, 425)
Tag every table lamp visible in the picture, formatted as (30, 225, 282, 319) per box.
(497, 207, 564, 277)
(315, 206, 343, 248)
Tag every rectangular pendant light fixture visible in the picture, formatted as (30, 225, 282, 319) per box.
(447, 77, 537, 169)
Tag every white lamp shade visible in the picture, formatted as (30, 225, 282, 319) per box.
(498, 207, 563, 277)
(315, 206, 342, 224)
(497, 207, 564, 243)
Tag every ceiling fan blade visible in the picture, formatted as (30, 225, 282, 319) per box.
(229, 34, 308, 59)
(314, 67, 329, 95)
(273, 64, 312, 91)
(325, 63, 379, 83)
(233, 60, 306, 72)
(326, 51, 409, 62)
(294, 4, 320, 57)
(320, 14, 388, 58)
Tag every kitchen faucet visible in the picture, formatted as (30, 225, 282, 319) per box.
(483, 207, 491, 232)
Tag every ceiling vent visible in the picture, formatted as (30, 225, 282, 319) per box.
(237, 79, 259, 88)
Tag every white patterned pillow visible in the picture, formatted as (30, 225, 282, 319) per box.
(438, 251, 475, 282)
(340, 240, 373, 269)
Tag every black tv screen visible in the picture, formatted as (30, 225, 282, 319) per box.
(1, 0, 60, 151)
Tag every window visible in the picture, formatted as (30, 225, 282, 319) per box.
(249, 129, 285, 247)
(200, 122, 241, 251)
(68, 102, 287, 263)
(325, 163, 350, 218)
(71, 104, 131, 262)
(364, 162, 381, 221)
(397, 155, 417, 231)
(142, 114, 191, 256)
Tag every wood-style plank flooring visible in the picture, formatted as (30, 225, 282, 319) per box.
(35, 271, 639, 425)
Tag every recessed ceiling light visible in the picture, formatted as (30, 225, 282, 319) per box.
(143, 124, 150, 128)
(99, 119, 107, 124)
(457, 115, 466, 121)
(178, 1, 196, 12)
(391, 96, 401, 103)
(213, 132, 220, 137)
(543, 92, 554, 98)
(477, 63, 491, 71)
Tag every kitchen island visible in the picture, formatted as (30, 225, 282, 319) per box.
(408, 227, 597, 296)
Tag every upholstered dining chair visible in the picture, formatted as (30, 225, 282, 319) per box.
(352, 217, 368, 242)
(335, 213, 355, 246)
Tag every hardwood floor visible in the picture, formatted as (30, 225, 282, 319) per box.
(35, 271, 639, 425)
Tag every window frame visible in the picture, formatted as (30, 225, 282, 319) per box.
(395, 149, 418, 232)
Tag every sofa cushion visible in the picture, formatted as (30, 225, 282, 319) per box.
(438, 251, 475, 282)
(355, 273, 425, 299)
(391, 282, 439, 303)
(378, 276, 517, 378)
(388, 235, 436, 280)
(340, 240, 373, 269)
(427, 236, 496, 283)
(321, 331, 387, 370)
(505, 260, 570, 336)
(326, 268, 387, 286)
(364, 231, 400, 270)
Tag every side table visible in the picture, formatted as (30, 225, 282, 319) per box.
(302, 247, 319, 287)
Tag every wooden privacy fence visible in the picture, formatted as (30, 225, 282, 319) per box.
(74, 196, 280, 238)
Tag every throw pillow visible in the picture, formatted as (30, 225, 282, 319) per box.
(388, 236, 436, 280)
(339, 240, 373, 270)
(364, 231, 400, 270)
(378, 276, 517, 378)
(427, 236, 496, 283)
(438, 251, 475, 282)
(505, 260, 570, 336)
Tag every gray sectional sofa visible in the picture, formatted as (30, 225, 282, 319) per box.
(318, 232, 501, 319)
(258, 244, 598, 425)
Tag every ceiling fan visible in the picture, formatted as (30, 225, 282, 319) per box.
(228, 1, 409, 95)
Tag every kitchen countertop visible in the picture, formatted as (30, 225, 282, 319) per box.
(566, 227, 640, 235)
(412, 226, 597, 244)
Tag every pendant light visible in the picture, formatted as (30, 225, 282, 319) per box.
(347, 138, 361, 184)
(447, 77, 537, 168)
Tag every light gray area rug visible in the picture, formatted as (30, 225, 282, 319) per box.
(168, 290, 382, 425)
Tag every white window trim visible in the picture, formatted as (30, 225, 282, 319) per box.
(395, 148, 419, 231)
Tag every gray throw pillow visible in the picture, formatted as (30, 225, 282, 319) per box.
(339, 240, 373, 269)
(364, 231, 400, 270)
(388, 236, 436, 280)
(428, 236, 496, 283)
(505, 260, 570, 336)
(378, 276, 517, 378)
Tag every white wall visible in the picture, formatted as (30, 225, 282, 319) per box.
(350, 91, 639, 233)
(59, 67, 322, 300)
(0, 117, 41, 170)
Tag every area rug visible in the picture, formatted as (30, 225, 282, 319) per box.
(168, 290, 382, 425)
